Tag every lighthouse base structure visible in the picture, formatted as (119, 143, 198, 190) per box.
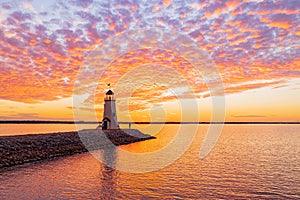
(102, 99, 119, 130)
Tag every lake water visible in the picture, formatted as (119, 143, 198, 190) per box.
(0, 125, 299, 199)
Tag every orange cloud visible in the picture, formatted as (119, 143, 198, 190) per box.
(225, 0, 243, 11)
(163, 0, 172, 8)
(269, 21, 293, 29)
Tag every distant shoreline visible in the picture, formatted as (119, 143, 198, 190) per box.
(0, 121, 299, 124)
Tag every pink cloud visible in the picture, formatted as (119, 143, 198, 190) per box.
(0, 0, 298, 108)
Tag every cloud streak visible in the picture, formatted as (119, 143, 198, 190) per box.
(232, 115, 267, 118)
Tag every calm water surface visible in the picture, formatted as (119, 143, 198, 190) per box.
(0, 125, 299, 199)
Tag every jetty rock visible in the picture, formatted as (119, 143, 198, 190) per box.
(0, 129, 155, 168)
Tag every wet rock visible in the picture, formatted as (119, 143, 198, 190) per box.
(0, 129, 155, 168)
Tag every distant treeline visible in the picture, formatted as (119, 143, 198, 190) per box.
(0, 120, 299, 124)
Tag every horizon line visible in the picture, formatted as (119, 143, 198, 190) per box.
(0, 120, 299, 124)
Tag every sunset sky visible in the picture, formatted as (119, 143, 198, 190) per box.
(0, 0, 299, 122)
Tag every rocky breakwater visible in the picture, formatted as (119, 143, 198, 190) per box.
(0, 129, 155, 168)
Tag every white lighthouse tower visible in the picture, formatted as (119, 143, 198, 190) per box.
(102, 89, 119, 130)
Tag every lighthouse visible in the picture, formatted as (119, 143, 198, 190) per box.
(102, 89, 119, 130)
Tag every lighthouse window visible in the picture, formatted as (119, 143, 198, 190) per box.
(113, 113, 115, 117)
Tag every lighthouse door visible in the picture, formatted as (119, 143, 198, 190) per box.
(102, 118, 110, 130)
(102, 121, 107, 130)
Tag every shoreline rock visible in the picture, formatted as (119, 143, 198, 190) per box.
(0, 129, 155, 168)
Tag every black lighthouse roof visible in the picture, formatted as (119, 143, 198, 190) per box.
(106, 89, 114, 95)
